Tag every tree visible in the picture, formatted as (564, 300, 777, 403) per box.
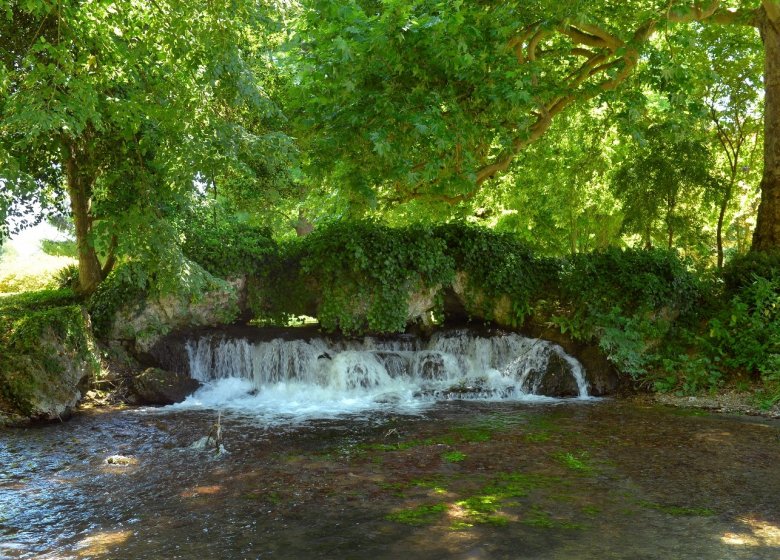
(291, 1, 778, 251)
(613, 124, 717, 250)
(701, 25, 764, 265)
(0, 0, 293, 294)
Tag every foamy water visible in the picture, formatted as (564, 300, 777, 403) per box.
(169, 330, 590, 421)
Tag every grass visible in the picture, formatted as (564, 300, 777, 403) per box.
(553, 450, 595, 474)
(0, 251, 76, 294)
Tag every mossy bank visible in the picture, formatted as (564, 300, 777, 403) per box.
(0, 290, 99, 426)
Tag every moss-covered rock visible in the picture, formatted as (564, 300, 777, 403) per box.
(0, 291, 100, 425)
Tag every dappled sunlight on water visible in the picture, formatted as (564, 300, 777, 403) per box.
(1, 401, 779, 559)
(74, 530, 132, 558)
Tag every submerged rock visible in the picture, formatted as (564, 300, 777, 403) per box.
(131, 367, 201, 405)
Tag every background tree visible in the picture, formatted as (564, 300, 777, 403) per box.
(290, 0, 778, 251)
(0, 0, 294, 294)
(612, 124, 717, 250)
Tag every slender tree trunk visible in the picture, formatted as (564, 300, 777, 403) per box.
(752, 13, 780, 251)
(716, 197, 729, 268)
(63, 143, 103, 296)
(717, 170, 738, 268)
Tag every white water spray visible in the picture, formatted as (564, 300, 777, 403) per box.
(173, 330, 590, 418)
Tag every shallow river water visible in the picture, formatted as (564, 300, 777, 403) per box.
(1, 400, 779, 559)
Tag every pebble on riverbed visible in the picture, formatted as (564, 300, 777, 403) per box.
(104, 455, 137, 466)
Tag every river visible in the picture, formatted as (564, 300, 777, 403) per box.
(1, 399, 778, 559)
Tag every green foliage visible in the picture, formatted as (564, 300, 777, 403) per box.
(385, 503, 447, 526)
(554, 248, 702, 377)
(434, 223, 559, 326)
(87, 263, 151, 338)
(41, 240, 78, 258)
(298, 220, 454, 334)
(442, 451, 466, 463)
(182, 213, 276, 278)
(650, 261, 779, 398)
(708, 276, 780, 381)
(611, 123, 717, 251)
(0, 289, 78, 319)
(53, 264, 79, 291)
(722, 251, 780, 294)
(248, 237, 317, 326)
(553, 451, 595, 474)
(1, 0, 296, 293)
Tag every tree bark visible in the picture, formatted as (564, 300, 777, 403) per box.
(63, 142, 103, 296)
(716, 196, 729, 268)
(752, 10, 780, 251)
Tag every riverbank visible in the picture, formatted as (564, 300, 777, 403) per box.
(638, 390, 780, 419)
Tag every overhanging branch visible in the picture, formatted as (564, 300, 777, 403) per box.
(403, 1, 762, 204)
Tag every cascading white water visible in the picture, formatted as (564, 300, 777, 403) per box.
(173, 329, 590, 418)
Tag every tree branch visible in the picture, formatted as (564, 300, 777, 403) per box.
(667, 1, 758, 26)
(406, 1, 761, 203)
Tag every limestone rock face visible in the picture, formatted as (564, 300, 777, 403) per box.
(406, 286, 439, 325)
(110, 277, 245, 354)
(450, 271, 513, 325)
(131, 367, 201, 405)
(0, 308, 99, 426)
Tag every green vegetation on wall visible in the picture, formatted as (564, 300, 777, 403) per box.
(0, 290, 98, 417)
(211, 220, 776, 404)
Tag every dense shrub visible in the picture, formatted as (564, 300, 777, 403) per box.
(87, 262, 151, 337)
(553, 248, 703, 378)
(433, 223, 560, 326)
(709, 276, 780, 381)
(182, 216, 276, 278)
(722, 250, 780, 294)
(0, 289, 98, 415)
(650, 258, 780, 402)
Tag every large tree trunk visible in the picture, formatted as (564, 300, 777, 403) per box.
(752, 12, 780, 251)
(63, 143, 103, 296)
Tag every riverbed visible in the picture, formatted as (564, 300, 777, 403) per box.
(1, 400, 779, 559)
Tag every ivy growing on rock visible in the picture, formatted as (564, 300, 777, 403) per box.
(298, 220, 454, 334)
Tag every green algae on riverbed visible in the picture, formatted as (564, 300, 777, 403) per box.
(1, 400, 780, 559)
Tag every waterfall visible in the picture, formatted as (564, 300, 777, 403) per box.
(175, 329, 590, 416)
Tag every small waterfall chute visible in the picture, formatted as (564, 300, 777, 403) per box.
(175, 329, 591, 417)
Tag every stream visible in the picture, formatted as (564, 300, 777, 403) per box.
(1, 400, 779, 559)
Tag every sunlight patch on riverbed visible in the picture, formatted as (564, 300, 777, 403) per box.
(75, 529, 133, 557)
(721, 517, 780, 547)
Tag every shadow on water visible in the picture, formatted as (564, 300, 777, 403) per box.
(1, 400, 780, 559)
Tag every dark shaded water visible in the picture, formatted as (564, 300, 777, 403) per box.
(1, 400, 779, 559)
